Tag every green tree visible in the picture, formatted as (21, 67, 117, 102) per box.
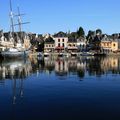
(77, 27, 85, 37)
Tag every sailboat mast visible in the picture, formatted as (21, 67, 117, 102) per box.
(17, 7, 22, 33)
(10, 0, 14, 33)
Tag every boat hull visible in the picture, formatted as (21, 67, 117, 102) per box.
(1, 50, 30, 58)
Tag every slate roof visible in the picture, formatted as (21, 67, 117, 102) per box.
(45, 37, 54, 44)
(68, 37, 77, 43)
(54, 31, 67, 38)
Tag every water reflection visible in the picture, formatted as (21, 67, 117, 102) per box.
(0, 56, 120, 81)
(0, 56, 120, 119)
(0, 59, 32, 80)
(41, 56, 120, 78)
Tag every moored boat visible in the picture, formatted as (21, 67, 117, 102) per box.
(1, 48, 30, 58)
(0, 0, 31, 58)
(80, 52, 94, 56)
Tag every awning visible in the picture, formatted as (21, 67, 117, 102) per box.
(55, 47, 64, 50)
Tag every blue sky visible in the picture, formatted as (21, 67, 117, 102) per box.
(0, 0, 120, 35)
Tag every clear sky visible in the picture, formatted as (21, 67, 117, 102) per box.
(0, 0, 120, 35)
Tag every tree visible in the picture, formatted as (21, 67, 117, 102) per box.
(93, 35, 101, 50)
(96, 29, 102, 35)
(87, 30, 95, 36)
(77, 27, 85, 37)
(86, 30, 95, 43)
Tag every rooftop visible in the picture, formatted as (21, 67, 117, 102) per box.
(54, 31, 67, 38)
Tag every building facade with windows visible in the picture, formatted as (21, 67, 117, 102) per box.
(53, 32, 68, 53)
(100, 35, 119, 53)
(67, 38, 78, 53)
(44, 37, 55, 53)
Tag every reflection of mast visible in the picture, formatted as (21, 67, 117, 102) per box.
(13, 79, 16, 104)
(12, 78, 24, 104)
(20, 79, 24, 98)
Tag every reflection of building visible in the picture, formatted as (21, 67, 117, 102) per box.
(44, 59, 55, 73)
(77, 59, 86, 70)
(68, 58, 78, 71)
(101, 57, 118, 71)
(55, 59, 68, 75)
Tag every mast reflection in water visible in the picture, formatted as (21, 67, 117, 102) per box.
(0, 56, 120, 120)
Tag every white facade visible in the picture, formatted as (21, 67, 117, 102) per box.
(77, 38, 87, 46)
(54, 37, 68, 49)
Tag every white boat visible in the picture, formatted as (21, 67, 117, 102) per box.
(80, 52, 94, 56)
(1, 48, 30, 57)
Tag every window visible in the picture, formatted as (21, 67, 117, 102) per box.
(58, 39, 60, 42)
(113, 44, 116, 47)
(62, 43, 64, 47)
(46, 45, 48, 47)
(58, 43, 60, 47)
(69, 44, 71, 47)
(62, 39, 64, 42)
(49, 45, 51, 47)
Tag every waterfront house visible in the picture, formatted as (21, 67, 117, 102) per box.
(0, 32, 14, 51)
(44, 37, 55, 53)
(67, 37, 78, 53)
(100, 35, 119, 53)
(77, 37, 87, 51)
(23, 33, 31, 49)
(53, 32, 68, 53)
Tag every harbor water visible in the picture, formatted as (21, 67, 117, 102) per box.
(0, 56, 120, 120)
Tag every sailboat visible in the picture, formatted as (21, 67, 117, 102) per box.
(1, 0, 31, 58)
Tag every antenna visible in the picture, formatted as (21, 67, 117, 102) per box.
(10, 0, 14, 33)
